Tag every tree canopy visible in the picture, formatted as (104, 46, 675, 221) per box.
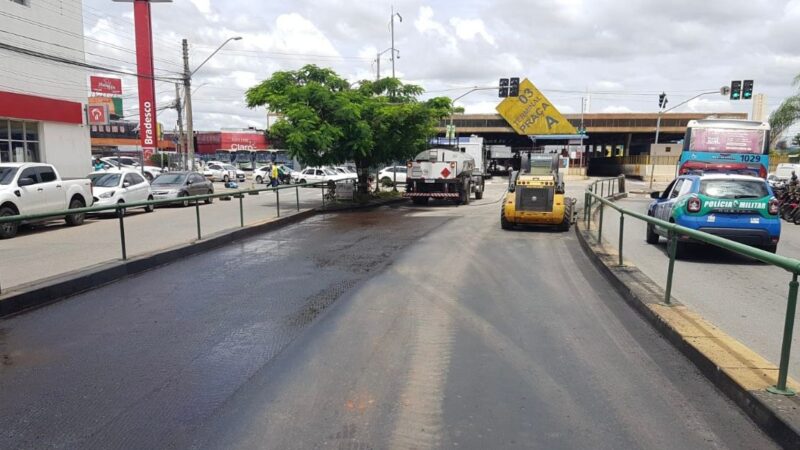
(769, 74, 800, 149)
(246, 65, 452, 193)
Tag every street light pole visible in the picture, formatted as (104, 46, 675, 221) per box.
(390, 6, 402, 78)
(376, 47, 397, 81)
(182, 36, 242, 170)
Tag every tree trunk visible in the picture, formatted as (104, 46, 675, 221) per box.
(355, 160, 370, 195)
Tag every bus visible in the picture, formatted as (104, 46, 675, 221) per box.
(679, 119, 770, 179)
(235, 149, 255, 171)
(214, 149, 235, 164)
(253, 150, 271, 169)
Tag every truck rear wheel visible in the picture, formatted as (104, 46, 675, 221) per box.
(475, 189, 484, 200)
(412, 197, 428, 205)
(0, 205, 19, 239)
(65, 198, 86, 226)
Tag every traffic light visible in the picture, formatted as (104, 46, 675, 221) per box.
(509, 77, 520, 97)
(499, 78, 509, 98)
(742, 80, 754, 100)
(730, 80, 742, 100)
(658, 92, 667, 109)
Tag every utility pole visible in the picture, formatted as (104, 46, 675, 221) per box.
(390, 6, 402, 78)
(182, 38, 195, 170)
(580, 96, 586, 169)
(376, 53, 380, 80)
(175, 83, 186, 170)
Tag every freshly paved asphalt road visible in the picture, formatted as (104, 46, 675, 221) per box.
(0, 182, 324, 290)
(600, 193, 800, 379)
(0, 182, 776, 449)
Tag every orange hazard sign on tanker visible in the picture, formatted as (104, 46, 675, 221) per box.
(495, 78, 577, 135)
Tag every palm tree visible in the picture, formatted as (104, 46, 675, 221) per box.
(769, 75, 800, 149)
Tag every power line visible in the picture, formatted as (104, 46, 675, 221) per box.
(0, 9, 183, 71)
(0, 41, 182, 82)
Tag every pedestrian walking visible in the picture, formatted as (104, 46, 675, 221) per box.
(791, 171, 798, 186)
(271, 164, 280, 187)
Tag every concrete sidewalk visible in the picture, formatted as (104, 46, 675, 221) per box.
(0, 186, 324, 291)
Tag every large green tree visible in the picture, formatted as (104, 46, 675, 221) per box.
(769, 74, 800, 149)
(245, 65, 451, 194)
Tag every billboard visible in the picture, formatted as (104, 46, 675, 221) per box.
(90, 76, 123, 95)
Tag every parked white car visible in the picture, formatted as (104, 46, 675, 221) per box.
(378, 166, 407, 185)
(332, 166, 358, 180)
(296, 167, 348, 184)
(88, 169, 154, 216)
(0, 163, 94, 238)
(203, 162, 245, 182)
(99, 157, 163, 181)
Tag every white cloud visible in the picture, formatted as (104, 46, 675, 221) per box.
(76, 0, 800, 130)
(188, 0, 212, 15)
(449, 18, 496, 46)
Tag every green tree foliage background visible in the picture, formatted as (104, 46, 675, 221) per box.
(246, 65, 452, 193)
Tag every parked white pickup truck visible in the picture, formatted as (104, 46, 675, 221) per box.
(0, 163, 94, 239)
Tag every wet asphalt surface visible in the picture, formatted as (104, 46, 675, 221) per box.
(0, 183, 778, 449)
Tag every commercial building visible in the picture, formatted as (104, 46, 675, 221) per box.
(437, 112, 748, 157)
(0, 0, 91, 177)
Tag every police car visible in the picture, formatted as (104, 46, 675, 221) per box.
(646, 173, 780, 255)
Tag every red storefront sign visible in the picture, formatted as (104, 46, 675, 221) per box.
(87, 105, 109, 125)
(133, 0, 158, 153)
(89, 76, 123, 95)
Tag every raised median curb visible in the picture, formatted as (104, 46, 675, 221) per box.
(0, 209, 317, 318)
(575, 217, 800, 449)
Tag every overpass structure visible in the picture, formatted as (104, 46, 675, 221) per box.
(437, 112, 748, 156)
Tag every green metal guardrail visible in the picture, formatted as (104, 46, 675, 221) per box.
(584, 176, 800, 397)
(0, 181, 328, 264)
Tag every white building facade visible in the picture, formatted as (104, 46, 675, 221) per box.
(0, 0, 91, 178)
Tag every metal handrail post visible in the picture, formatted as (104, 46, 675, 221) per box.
(587, 194, 592, 230)
(618, 213, 624, 266)
(296, 185, 300, 211)
(769, 274, 799, 396)
(195, 200, 202, 240)
(239, 195, 244, 227)
(118, 207, 127, 260)
(276, 189, 281, 217)
(598, 202, 604, 242)
(665, 232, 677, 304)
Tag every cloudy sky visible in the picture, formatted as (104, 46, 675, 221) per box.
(80, 0, 800, 135)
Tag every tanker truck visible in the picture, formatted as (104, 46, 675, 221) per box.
(404, 148, 485, 205)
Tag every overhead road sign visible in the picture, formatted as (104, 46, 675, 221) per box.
(496, 78, 578, 136)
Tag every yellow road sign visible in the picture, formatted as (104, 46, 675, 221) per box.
(496, 79, 578, 135)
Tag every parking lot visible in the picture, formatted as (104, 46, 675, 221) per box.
(0, 180, 325, 291)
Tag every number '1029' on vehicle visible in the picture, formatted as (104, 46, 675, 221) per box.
(679, 119, 770, 179)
